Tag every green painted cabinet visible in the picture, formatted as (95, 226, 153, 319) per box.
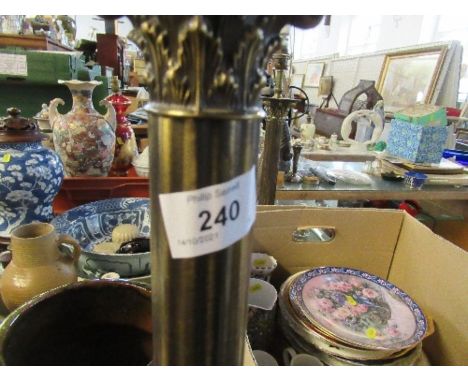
(0, 48, 109, 117)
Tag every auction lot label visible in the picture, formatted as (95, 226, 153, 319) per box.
(159, 166, 256, 259)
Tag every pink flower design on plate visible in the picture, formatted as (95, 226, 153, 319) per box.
(387, 327, 400, 337)
(317, 298, 334, 312)
(335, 281, 353, 293)
(349, 278, 363, 288)
(349, 304, 368, 316)
(327, 281, 340, 291)
(362, 288, 379, 299)
(332, 307, 351, 320)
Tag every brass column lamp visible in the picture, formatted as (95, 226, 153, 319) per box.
(129, 15, 322, 365)
(258, 36, 297, 205)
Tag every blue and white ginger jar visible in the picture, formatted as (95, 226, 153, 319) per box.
(0, 108, 64, 238)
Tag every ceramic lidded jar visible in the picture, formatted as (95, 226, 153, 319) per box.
(106, 76, 138, 176)
(0, 223, 81, 311)
(49, 80, 117, 177)
(0, 108, 65, 239)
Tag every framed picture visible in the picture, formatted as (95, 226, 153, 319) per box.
(318, 76, 333, 97)
(304, 62, 325, 87)
(290, 74, 304, 88)
(377, 46, 448, 112)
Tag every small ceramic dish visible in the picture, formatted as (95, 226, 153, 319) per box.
(132, 163, 150, 177)
(250, 252, 278, 281)
(404, 171, 428, 189)
(132, 147, 149, 177)
(51, 198, 150, 277)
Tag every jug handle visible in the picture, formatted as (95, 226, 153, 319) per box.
(100, 99, 117, 132)
(49, 98, 65, 127)
(57, 234, 81, 265)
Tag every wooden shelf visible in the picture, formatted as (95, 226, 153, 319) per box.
(0, 34, 74, 52)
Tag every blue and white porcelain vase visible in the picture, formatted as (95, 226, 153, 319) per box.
(0, 107, 64, 239)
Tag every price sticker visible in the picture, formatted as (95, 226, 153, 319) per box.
(159, 166, 256, 259)
(1, 153, 11, 163)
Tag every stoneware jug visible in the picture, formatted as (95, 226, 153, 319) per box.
(49, 80, 117, 177)
(0, 107, 64, 239)
(0, 222, 80, 311)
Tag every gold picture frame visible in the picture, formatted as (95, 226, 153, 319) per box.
(377, 46, 448, 112)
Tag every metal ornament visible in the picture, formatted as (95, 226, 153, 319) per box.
(128, 15, 322, 365)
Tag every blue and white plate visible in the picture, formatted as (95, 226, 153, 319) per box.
(51, 198, 150, 277)
(289, 267, 427, 351)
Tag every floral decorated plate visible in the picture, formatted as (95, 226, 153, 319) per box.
(289, 267, 427, 351)
(279, 273, 415, 361)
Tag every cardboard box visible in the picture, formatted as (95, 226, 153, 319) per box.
(253, 206, 468, 366)
(387, 119, 448, 163)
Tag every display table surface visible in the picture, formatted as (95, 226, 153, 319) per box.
(277, 161, 468, 201)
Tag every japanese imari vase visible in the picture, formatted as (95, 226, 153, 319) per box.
(49, 80, 117, 177)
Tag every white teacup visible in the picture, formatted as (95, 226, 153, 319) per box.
(283, 347, 324, 366)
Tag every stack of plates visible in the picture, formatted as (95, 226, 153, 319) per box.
(279, 267, 427, 366)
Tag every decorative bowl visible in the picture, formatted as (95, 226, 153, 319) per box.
(51, 198, 150, 277)
(0, 280, 152, 365)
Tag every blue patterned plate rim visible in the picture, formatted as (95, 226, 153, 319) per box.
(51, 198, 150, 257)
(51, 197, 149, 226)
(288, 266, 427, 351)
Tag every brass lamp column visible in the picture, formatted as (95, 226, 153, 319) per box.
(129, 16, 322, 365)
(258, 40, 297, 205)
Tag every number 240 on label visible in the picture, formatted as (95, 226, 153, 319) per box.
(198, 201, 240, 231)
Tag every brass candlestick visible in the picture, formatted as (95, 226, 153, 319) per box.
(258, 36, 297, 205)
(129, 15, 322, 365)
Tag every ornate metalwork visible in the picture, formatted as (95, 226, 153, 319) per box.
(128, 15, 323, 366)
(263, 97, 296, 121)
(129, 16, 321, 116)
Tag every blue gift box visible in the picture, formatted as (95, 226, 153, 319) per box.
(387, 119, 448, 164)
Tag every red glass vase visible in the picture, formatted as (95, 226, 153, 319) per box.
(106, 78, 138, 176)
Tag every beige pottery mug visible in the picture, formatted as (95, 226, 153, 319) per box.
(0, 223, 80, 311)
